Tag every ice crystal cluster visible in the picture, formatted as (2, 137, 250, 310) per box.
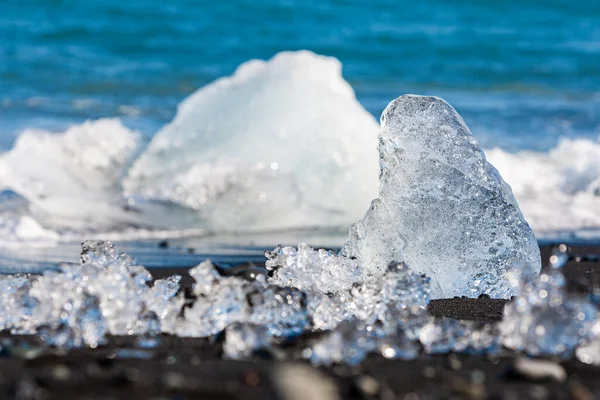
(500, 245, 599, 359)
(0, 241, 183, 347)
(341, 95, 541, 299)
(0, 241, 599, 367)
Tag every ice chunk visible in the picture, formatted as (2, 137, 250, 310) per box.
(22, 241, 182, 339)
(418, 318, 463, 354)
(266, 243, 362, 294)
(341, 95, 541, 299)
(0, 275, 37, 332)
(576, 322, 600, 365)
(75, 294, 108, 348)
(124, 51, 379, 232)
(378, 332, 420, 360)
(135, 310, 162, 348)
(266, 244, 431, 335)
(305, 291, 349, 332)
(247, 286, 309, 337)
(184, 260, 310, 338)
(37, 293, 107, 349)
(500, 255, 598, 358)
(222, 323, 272, 360)
(144, 275, 185, 334)
(453, 321, 500, 355)
(307, 321, 376, 366)
(189, 260, 222, 296)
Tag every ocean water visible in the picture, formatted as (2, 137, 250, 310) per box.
(2, 0, 599, 150)
(1, 0, 600, 253)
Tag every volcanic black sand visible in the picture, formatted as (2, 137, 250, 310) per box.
(1, 244, 599, 400)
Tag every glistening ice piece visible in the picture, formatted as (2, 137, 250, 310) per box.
(342, 95, 541, 298)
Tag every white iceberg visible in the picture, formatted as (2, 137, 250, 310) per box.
(124, 50, 379, 231)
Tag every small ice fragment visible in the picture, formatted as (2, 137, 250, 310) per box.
(183, 261, 254, 337)
(75, 294, 108, 349)
(308, 321, 376, 366)
(576, 339, 600, 365)
(500, 264, 598, 357)
(0, 275, 37, 333)
(305, 291, 348, 332)
(378, 332, 420, 360)
(222, 323, 272, 360)
(38, 323, 79, 348)
(80, 240, 118, 267)
(146, 275, 182, 315)
(135, 310, 162, 348)
(247, 286, 309, 337)
(419, 318, 462, 354)
(453, 322, 500, 355)
(189, 260, 222, 296)
(266, 243, 362, 294)
(341, 95, 541, 299)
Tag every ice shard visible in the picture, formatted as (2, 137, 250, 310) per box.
(341, 95, 541, 299)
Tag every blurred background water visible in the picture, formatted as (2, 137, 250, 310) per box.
(2, 0, 599, 152)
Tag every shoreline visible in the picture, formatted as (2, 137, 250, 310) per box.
(0, 244, 598, 398)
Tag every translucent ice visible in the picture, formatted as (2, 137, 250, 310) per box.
(576, 321, 600, 365)
(0, 275, 36, 332)
(3, 240, 185, 346)
(266, 243, 362, 294)
(341, 95, 541, 299)
(182, 260, 309, 338)
(307, 321, 376, 366)
(378, 332, 420, 360)
(222, 323, 272, 360)
(500, 250, 598, 358)
(266, 244, 431, 334)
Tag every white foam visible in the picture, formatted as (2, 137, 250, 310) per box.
(486, 137, 600, 236)
(0, 119, 140, 232)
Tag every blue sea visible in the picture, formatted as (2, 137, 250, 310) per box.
(2, 0, 599, 152)
(1, 0, 600, 269)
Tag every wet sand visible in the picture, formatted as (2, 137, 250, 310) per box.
(1, 244, 599, 399)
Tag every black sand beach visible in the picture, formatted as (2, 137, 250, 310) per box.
(1, 244, 599, 400)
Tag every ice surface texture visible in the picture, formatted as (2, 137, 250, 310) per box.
(124, 51, 379, 231)
(342, 95, 541, 299)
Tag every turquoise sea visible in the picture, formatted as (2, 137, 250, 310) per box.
(2, 0, 599, 152)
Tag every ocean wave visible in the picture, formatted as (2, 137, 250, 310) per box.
(486, 138, 600, 235)
(1, 51, 599, 246)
